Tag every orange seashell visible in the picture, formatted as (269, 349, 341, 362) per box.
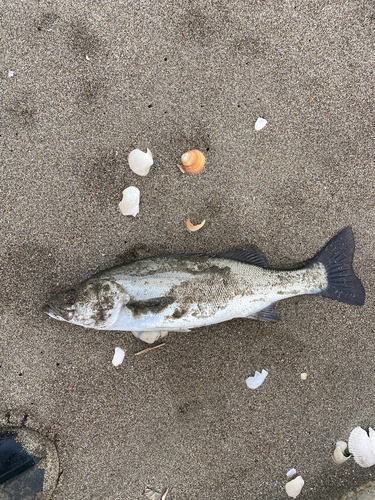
(186, 218, 206, 232)
(181, 150, 205, 174)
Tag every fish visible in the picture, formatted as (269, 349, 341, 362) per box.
(44, 227, 365, 344)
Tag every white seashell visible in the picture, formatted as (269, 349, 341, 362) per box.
(119, 186, 140, 217)
(255, 117, 267, 131)
(301, 372, 308, 380)
(246, 369, 268, 389)
(349, 427, 375, 467)
(286, 468, 297, 477)
(285, 476, 304, 498)
(144, 487, 162, 500)
(8, 70, 14, 78)
(112, 347, 125, 366)
(128, 148, 153, 176)
(332, 441, 350, 465)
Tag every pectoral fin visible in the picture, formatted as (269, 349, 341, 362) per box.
(248, 303, 279, 322)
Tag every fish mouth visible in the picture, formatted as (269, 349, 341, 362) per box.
(43, 304, 73, 322)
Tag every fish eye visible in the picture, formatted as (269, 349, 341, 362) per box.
(63, 289, 77, 305)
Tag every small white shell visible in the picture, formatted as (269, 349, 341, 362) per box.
(349, 427, 375, 468)
(255, 117, 267, 131)
(119, 186, 140, 217)
(286, 468, 297, 477)
(332, 441, 350, 465)
(301, 373, 308, 380)
(246, 369, 268, 389)
(128, 148, 153, 176)
(285, 476, 304, 498)
(112, 347, 125, 367)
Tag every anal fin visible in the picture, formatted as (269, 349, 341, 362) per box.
(248, 303, 279, 322)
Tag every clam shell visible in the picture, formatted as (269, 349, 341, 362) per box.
(332, 441, 350, 465)
(348, 427, 375, 468)
(128, 148, 153, 176)
(119, 186, 140, 217)
(285, 476, 304, 498)
(186, 218, 206, 232)
(181, 150, 205, 174)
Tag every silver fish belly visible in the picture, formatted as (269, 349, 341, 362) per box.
(44, 227, 365, 343)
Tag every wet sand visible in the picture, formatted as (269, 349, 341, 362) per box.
(1, 0, 375, 498)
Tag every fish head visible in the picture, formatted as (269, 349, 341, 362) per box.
(44, 279, 127, 329)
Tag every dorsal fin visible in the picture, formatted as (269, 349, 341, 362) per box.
(220, 245, 269, 268)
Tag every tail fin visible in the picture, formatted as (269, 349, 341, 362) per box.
(308, 227, 365, 305)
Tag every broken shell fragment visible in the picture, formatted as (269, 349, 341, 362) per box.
(301, 372, 308, 380)
(119, 186, 140, 217)
(286, 468, 297, 477)
(145, 487, 169, 500)
(285, 476, 304, 498)
(349, 427, 375, 468)
(186, 218, 206, 232)
(181, 149, 205, 174)
(112, 347, 125, 367)
(332, 441, 350, 465)
(246, 369, 268, 389)
(255, 117, 267, 131)
(128, 148, 153, 176)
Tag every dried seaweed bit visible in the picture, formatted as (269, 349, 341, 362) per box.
(246, 369, 268, 389)
(332, 441, 350, 465)
(255, 117, 267, 131)
(135, 343, 166, 356)
(285, 476, 304, 498)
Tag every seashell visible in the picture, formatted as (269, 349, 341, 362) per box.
(246, 369, 268, 389)
(145, 487, 169, 500)
(301, 372, 308, 380)
(348, 427, 375, 467)
(285, 476, 304, 498)
(144, 488, 162, 500)
(332, 441, 350, 465)
(181, 149, 205, 174)
(255, 117, 267, 131)
(128, 148, 153, 176)
(112, 347, 125, 367)
(119, 186, 140, 217)
(286, 468, 297, 477)
(186, 218, 206, 232)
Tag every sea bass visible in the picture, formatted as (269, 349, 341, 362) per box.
(44, 227, 365, 343)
